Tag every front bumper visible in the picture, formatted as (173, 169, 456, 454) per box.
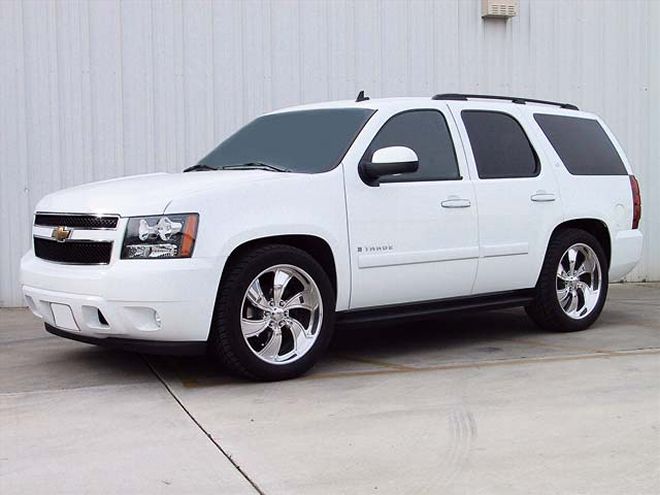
(21, 252, 221, 345)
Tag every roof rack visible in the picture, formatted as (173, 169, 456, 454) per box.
(431, 93, 579, 111)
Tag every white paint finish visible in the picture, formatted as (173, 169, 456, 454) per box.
(370, 145, 418, 165)
(33, 170, 282, 217)
(610, 229, 644, 281)
(449, 102, 566, 293)
(167, 166, 353, 310)
(20, 95, 643, 343)
(481, 243, 529, 258)
(1, 0, 658, 306)
(343, 102, 480, 308)
(50, 303, 79, 331)
(357, 246, 480, 269)
(20, 165, 352, 341)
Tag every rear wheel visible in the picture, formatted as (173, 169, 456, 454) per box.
(526, 228, 608, 332)
(209, 244, 335, 381)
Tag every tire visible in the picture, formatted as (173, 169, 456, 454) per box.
(525, 228, 608, 332)
(209, 244, 335, 381)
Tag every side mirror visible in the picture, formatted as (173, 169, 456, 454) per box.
(361, 146, 419, 184)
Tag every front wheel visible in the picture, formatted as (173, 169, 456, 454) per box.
(209, 244, 335, 381)
(526, 228, 608, 332)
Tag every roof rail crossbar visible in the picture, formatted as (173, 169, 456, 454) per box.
(431, 93, 579, 111)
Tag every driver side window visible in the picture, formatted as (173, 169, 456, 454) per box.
(361, 110, 461, 183)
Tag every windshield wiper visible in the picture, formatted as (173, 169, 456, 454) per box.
(220, 162, 291, 173)
(183, 164, 218, 173)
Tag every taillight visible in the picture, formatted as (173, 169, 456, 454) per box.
(629, 175, 642, 229)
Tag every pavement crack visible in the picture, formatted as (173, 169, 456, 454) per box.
(142, 356, 265, 495)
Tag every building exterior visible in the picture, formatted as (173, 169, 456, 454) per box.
(1, 0, 658, 306)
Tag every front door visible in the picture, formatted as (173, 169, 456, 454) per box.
(344, 106, 479, 309)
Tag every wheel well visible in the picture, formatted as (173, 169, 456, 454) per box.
(223, 235, 337, 295)
(552, 219, 611, 265)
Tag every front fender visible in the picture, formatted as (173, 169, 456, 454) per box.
(165, 168, 351, 310)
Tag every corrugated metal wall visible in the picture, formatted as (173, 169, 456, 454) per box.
(1, 0, 658, 306)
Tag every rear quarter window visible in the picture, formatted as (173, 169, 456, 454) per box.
(534, 114, 627, 175)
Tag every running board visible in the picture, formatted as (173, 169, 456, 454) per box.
(336, 289, 534, 327)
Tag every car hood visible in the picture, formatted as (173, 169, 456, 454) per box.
(35, 170, 288, 216)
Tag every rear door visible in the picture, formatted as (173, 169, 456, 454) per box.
(450, 104, 565, 294)
(344, 105, 479, 309)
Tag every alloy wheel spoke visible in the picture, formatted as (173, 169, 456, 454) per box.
(567, 248, 579, 275)
(557, 265, 570, 281)
(259, 331, 282, 360)
(241, 317, 269, 337)
(574, 251, 593, 278)
(556, 286, 570, 304)
(573, 261, 587, 278)
(287, 317, 311, 355)
(272, 268, 294, 304)
(566, 290, 579, 314)
(577, 281, 598, 309)
(284, 290, 317, 311)
(287, 316, 311, 339)
(246, 278, 270, 311)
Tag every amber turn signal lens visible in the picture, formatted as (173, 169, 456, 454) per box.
(180, 214, 199, 257)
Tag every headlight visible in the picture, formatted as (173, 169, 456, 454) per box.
(121, 214, 199, 259)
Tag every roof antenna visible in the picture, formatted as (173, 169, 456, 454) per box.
(355, 90, 370, 102)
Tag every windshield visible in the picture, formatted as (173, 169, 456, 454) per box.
(197, 108, 375, 173)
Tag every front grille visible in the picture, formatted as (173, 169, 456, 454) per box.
(34, 237, 113, 264)
(35, 214, 118, 229)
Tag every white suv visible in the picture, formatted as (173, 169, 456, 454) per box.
(21, 93, 643, 380)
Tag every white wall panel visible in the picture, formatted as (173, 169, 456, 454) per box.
(0, 0, 658, 306)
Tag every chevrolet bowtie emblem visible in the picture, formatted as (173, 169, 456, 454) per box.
(52, 226, 72, 242)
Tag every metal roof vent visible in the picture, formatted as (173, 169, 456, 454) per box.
(482, 0, 518, 19)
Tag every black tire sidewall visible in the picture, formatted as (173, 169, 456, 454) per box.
(214, 245, 335, 380)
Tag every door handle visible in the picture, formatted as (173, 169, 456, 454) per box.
(530, 192, 556, 202)
(441, 197, 471, 208)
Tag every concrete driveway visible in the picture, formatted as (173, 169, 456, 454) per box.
(1, 283, 659, 494)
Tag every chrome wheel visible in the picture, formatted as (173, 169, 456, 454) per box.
(240, 264, 323, 365)
(556, 243, 602, 320)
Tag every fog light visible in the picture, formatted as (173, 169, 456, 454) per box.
(153, 311, 162, 328)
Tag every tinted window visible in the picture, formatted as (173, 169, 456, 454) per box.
(462, 111, 539, 179)
(362, 110, 460, 182)
(198, 108, 374, 173)
(534, 114, 627, 175)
